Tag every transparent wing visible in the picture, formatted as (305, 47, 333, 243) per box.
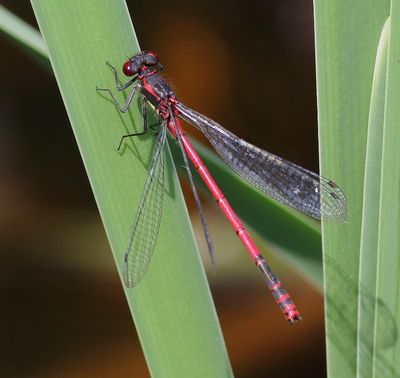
(176, 102, 346, 221)
(124, 125, 167, 287)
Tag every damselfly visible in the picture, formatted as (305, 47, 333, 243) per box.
(97, 51, 347, 324)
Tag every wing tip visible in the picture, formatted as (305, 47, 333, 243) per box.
(320, 185, 347, 223)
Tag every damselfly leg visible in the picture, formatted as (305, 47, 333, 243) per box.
(117, 97, 149, 150)
(168, 105, 216, 269)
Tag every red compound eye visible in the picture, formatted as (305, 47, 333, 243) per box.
(122, 61, 135, 76)
(143, 51, 159, 66)
(146, 50, 159, 60)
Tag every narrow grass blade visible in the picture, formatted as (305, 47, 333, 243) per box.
(30, 1, 232, 376)
(373, 1, 400, 375)
(357, 18, 389, 378)
(0, 4, 48, 68)
(314, 1, 390, 376)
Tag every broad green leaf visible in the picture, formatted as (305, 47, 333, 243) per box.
(314, 0, 390, 376)
(30, 1, 232, 376)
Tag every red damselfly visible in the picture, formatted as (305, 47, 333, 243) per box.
(97, 51, 347, 324)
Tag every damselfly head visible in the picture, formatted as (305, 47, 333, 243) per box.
(122, 51, 160, 77)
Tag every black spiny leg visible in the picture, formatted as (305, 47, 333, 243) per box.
(106, 61, 137, 91)
(117, 97, 150, 150)
(96, 83, 139, 113)
(96, 62, 140, 113)
(168, 105, 216, 269)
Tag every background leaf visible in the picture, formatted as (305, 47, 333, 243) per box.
(374, 1, 400, 375)
(357, 18, 389, 378)
(314, 0, 390, 376)
(0, 3, 48, 68)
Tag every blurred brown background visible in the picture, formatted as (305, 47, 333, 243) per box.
(0, 1, 326, 377)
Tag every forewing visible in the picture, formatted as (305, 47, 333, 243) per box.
(124, 125, 167, 287)
(176, 102, 346, 221)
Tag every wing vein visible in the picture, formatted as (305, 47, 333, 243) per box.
(124, 124, 167, 287)
(176, 102, 346, 221)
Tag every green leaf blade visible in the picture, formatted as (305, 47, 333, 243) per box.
(30, 1, 232, 376)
